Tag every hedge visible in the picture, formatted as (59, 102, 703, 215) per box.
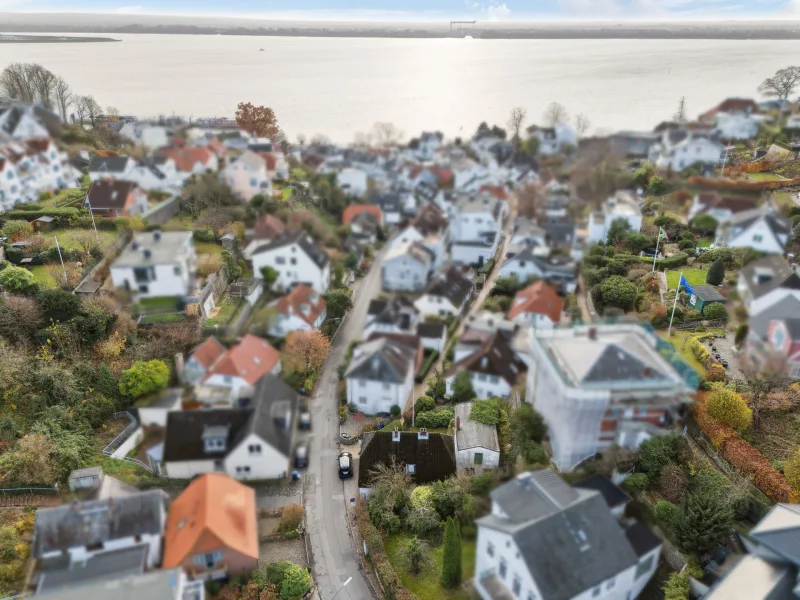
(414, 407, 454, 429)
(415, 350, 440, 383)
(694, 394, 797, 503)
(0, 207, 79, 223)
(637, 252, 689, 271)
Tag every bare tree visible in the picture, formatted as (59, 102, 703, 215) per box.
(353, 131, 373, 148)
(73, 230, 100, 256)
(105, 105, 120, 121)
(673, 97, 687, 123)
(372, 122, 403, 148)
(29, 64, 56, 110)
(0, 63, 36, 102)
(76, 95, 102, 128)
(516, 183, 547, 219)
(53, 76, 72, 122)
(507, 106, 527, 144)
(741, 354, 791, 430)
(574, 113, 591, 140)
(544, 102, 567, 127)
(296, 133, 307, 146)
(759, 66, 800, 102)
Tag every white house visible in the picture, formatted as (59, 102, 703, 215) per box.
(119, 122, 170, 150)
(365, 296, 420, 338)
(652, 135, 724, 172)
(267, 283, 327, 337)
(415, 131, 444, 161)
(345, 337, 416, 415)
(0, 102, 54, 139)
(163, 375, 296, 481)
(507, 280, 564, 329)
(32, 491, 165, 570)
(587, 191, 643, 244)
(414, 266, 473, 318)
(128, 157, 181, 191)
(500, 245, 578, 294)
(715, 111, 760, 140)
(736, 255, 800, 315)
(446, 333, 526, 401)
(110, 231, 197, 299)
(88, 155, 136, 182)
(337, 167, 368, 197)
(715, 208, 792, 255)
(0, 138, 74, 211)
(197, 334, 281, 402)
(417, 321, 448, 353)
(250, 230, 331, 293)
(475, 470, 661, 600)
(510, 217, 548, 248)
(370, 192, 403, 225)
(223, 150, 272, 201)
(388, 202, 449, 266)
(450, 194, 507, 266)
(454, 402, 500, 474)
(687, 191, 758, 223)
(526, 122, 577, 155)
(382, 241, 434, 292)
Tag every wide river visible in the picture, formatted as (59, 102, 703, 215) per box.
(1, 33, 798, 142)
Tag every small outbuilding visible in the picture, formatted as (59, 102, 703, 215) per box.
(688, 284, 726, 314)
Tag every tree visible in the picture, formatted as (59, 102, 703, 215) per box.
(105, 105, 120, 121)
(516, 183, 546, 219)
(633, 162, 655, 187)
(333, 262, 345, 288)
(673, 97, 687, 123)
(647, 175, 667, 195)
(279, 564, 310, 600)
(0, 295, 42, 343)
(451, 371, 476, 403)
(735, 324, 749, 346)
(322, 289, 352, 320)
(623, 472, 649, 495)
(469, 398, 503, 425)
(284, 330, 330, 375)
(182, 173, 238, 220)
(690, 214, 718, 237)
(37, 289, 81, 323)
(574, 113, 591, 139)
(674, 492, 734, 555)
(625, 232, 653, 254)
(521, 135, 540, 157)
(260, 266, 279, 290)
(705, 257, 725, 286)
(759, 66, 800, 102)
(372, 122, 404, 148)
(0, 433, 56, 485)
(703, 303, 728, 321)
(403, 536, 429, 575)
(507, 106, 527, 143)
(543, 101, 567, 127)
(2, 219, 33, 242)
(706, 384, 752, 430)
(606, 217, 632, 244)
(118, 360, 170, 399)
(512, 403, 547, 444)
(440, 517, 462, 588)
(637, 434, 685, 480)
(53, 75, 72, 122)
(75, 95, 102, 128)
(658, 463, 688, 504)
(0, 63, 59, 107)
(598, 275, 637, 312)
(235, 102, 280, 138)
(0, 266, 38, 296)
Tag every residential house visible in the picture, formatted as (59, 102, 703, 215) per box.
(267, 283, 327, 337)
(526, 123, 577, 155)
(343, 203, 383, 227)
(88, 155, 136, 182)
(243, 214, 286, 259)
(737, 256, 800, 314)
(699, 97, 759, 123)
(474, 470, 661, 600)
(609, 131, 662, 159)
(345, 337, 417, 415)
(358, 429, 456, 495)
(698, 503, 800, 599)
(157, 147, 219, 180)
(416, 321, 447, 352)
(370, 192, 403, 225)
(182, 336, 228, 385)
(37, 566, 203, 600)
(575, 473, 632, 519)
(452, 157, 493, 192)
(222, 150, 272, 201)
(0, 101, 56, 139)
(650, 132, 724, 172)
(747, 318, 800, 380)
(458, 311, 518, 354)
(446, 332, 527, 400)
(250, 230, 331, 293)
(510, 217, 548, 248)
(587, 190, 643, 244)
(508, 280, 564, 329)
(110, 231, 197, 299)
(32, 491, 166, 571)
(715, 207, 792, 254)
(500, 245, 578, 294)
(163, 473, 258, 581)
(450, 194, 506, 266)
(350, 211, 380, 245)
(415, 131, 444, 161)
(388, 202, 449, 265)
(337, 167, 368, 196)
(715, 111, 760, 140)
(85, 180, 148, 217)
(163, 374, 297, 480)
(365, 295, 420, 338)
(381, 241, 434, 292)
(528, 324, 696, 472)
(129, 157, 181, 191)
(197, 334, 281, 401)
(414, 265, 473, 318)
(454, 401, 500, 474)
(687, 191, 759, 222)
(119, 122, 170, 149)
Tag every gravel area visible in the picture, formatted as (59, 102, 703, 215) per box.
(705, 333, 746, 381)
(259, 538, 307, 567)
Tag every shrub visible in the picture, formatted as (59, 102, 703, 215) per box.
(597, 275, 638, 312)
(674, 491, 734, 555)
(118, 359, 170, 398)
(266, 561, 294, 585)
(658, 464, 688, 504)
(689, 338, 710, 364)
(279, 564, 311, 600)
(662, 572, 690, 600)
(415, 407, 454, 429)
(0, 266, 39, 295)
(280, 504, 304, 531)
(192, 228, 216, 243)
(784, 447, 800, 491)
(623, 473, 649, 495)
(1, 219, 34, 241)
(469, 398, 503, 425)
(525, 444, 548, 465)
(706, 257, 726, 285)
(37, 289, 81, 322)
(706, 383, 752, 430)
(703, 302, 728, 321)
(654, 500, 679, 525)
(440, 517, 462, 588)
(705, 363, 726, 383)
(637, 434, 686, 480)
(735, 323, 749, 346)
(678, 239, 696, 252)
(390, 404, 401, 417)
(413, 396, 436, 414)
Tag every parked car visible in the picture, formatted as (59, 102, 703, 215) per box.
(299, 405, 311, 430)
(295, 445, 309, 469)
(338, 452, 353, 479)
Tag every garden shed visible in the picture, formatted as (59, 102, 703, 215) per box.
(688, 284, 726, 314)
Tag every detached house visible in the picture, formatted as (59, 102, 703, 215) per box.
(526, 123, 577, 155)
(223, 150, 272, 201)
(475, 470, 661, 600)
(365, 295, 420, 338)
(414, 266, 473, 318)
(450, 194, 507, 266)
(345, 337, 417, 415)
(250, 230, 331, 293)
(587, 191, 643, 244)
(85, 180, 148, 217)
(382, 241, 434, 292)
(446, 332, 526, 400)
(157, 147, 219, 180)
(737, 256, 800, 314)
(508, 280, 564, 329)
(243, 214, 286, 259)
(163, 473, 258, 581)
(715, 207, 792, 255)
(337, 167, 369, 196)
(88, 155, 136, 182)
(388, 202, 449, 265)
(163, 374, 297, 480)
(370, 192, 403, 225)
(197, 334, 281, 401)
(267, 283, 327, 337)
(110, 231, 197, 299)
(687, 191, 758, 223)
(650, 132, 724, 172)
(500, 245, 578, 294)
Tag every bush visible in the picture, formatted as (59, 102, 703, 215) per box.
(706, 383, 752, 430)
(735, 323, 749, 346)
(416, 350, 439, 381)
(413, 395, 436, 414)
(280, 504, 304, 531)
(266, 561, 294, 585)
(658, 463, 688, 504)
(37, 289, 81, 322)
(415, 407, 454, 429)
(279, 564, 310, 600)
(469, 398, 503, 425)
(674, 491, 734, 555)
(705, 257, 726, 286)
(637, 434, 686, 480)
(784, 447, 800, 491)
(678, 239, 696, 252)
(525, 444, 548, 465)
(623, 473, 649, 495)
(640, 252, 689, 271)
(390, 404, 401, 417)
(1, 219, 34, 241)
(118, 359, 170, 398)
(192, 228, 216, 243)
(703, 302, 728, 321)
(654, 500, 679, 525)
(662, 572, 690, 600)
(597, 275, 638, 312)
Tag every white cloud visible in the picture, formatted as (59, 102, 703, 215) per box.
(486, 2, 512, 20)
(113, 5, 144, 13)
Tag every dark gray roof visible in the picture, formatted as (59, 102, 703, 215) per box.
(37, 545, 146, 594)
(692, 284, 726, 302)
(574, 473, 631, 510)
(740, 256, 800, 300)
(584, 344, 669, 383)
(163, 373, 296, 462)
(490, 471, 579, 522)
(38, 568, 187, 600)
(86, 180, 137, 210)
(88, 155, 131, 173)
(729, 209, 792, 238)
(367, 296, 418, 328)
(416, 322, 446, 338)
(32, 491, 164, 557)
(537, 217, 575, 245)
(371, 192, 401, 212)
(749, 295, 800, 338)
(781, 319, 800, 339)
(624, 522, 662, 558)
(750, 504, 800, 565)
(446, 332, 526, 384)
(345, 337, 416, 383)
(358, 431, 456, 488)
(423, 267, 473, 306)
(251, 230, 330, 269)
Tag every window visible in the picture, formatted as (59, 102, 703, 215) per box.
(138, 285, 149, 294)
(474, 453, 483, 465)
(489, 375, 499, 384)
(276, 257, 286, 265)
(204, 438, 225, 452)
(248, 444, 262, 455)
(6, 171, 12, 180)
(487, 542, 494, 557)
(512, 577, 521, 597)
(236, 465, 251, 475)
(753, 234, 764, 243)
(606, 578, 615, 590)
(635, 554, 655, 580)
(359, 380, 367, 388)
(173, 265, 182, 276)
(224, 375, 233, 384)
(250, 178, 257, 187)
(499, 559, 507, 579)
(290, 258, 297, 265)
(477, 374, 487, 382)
(592, 587, 601, 598)
(359, 397, 367, 404)
(407, 464, 416, 474)
(133, 266, 154, 284)
(383, 383, 391, 391)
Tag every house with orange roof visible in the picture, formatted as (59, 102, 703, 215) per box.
(183, 336, 228, 384)
(507, 280, 564, 329)
(267, 283, 327, 337)
(157, 147, 219, 180)
(342, 204, 383, 226)
(243, 214, 286, 259)
(163, 473, 258, 580)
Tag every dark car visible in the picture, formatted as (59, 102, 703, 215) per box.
(298, 404, 311, 430)
(338, 452, 353, 479)
(295, 445, 309, 469)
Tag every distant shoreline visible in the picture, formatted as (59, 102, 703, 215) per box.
(0, 34, 119, 43)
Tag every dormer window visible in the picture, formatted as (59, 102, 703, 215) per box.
(202, 424, 229, 453)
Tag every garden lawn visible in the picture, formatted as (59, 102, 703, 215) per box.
(29, 265, 59, 288)
(386, 533, 476, 600)
(658, 328, 725, 375)
(666, 269, 708, 290)
(42, 229, 117, 251)
(195, 241, 224, 258)
(204, 294, 244, 328)
(747, 172, 784, 182)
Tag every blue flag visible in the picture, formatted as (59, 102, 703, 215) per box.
(679, 274, 695, 297)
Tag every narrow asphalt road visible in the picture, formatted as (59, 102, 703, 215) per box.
(304, 246, 387, 600)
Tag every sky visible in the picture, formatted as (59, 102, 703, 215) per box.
(3, 0, 799, 21)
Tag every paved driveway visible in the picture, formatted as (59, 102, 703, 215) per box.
(706, 332, 746, 382)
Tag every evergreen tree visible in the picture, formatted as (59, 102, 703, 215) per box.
(440, 517, 462, 588)
(706, 257, 725, 286)
(674, 492, 734, 556)
(451, 371, 476, 403)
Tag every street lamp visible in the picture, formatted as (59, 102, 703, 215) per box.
(331, 576, 353, 600)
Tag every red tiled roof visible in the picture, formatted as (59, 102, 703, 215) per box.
(700, 98, 759, 121)
(252, 214, 285, 240)
(189, 336, 227, 369)
(260, 153, 278, 171)
(342, 204, 383, 226)
(507, 280, 564, 324)
(270, 284, 326, 327)
(158, 147, 214, 172)
(201, 334, 280, 386)
(427, 166, 453, 185)
(479, 184, 509, 201)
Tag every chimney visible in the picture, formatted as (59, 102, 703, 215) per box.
(132, 241, 139, 250)
(392, 427, 401, 442)
(143, 249, 152, 260)
(418, 428, 429, 441)
(174, 353, 184, 378)
(153, 231, 162, 242)
(588, 327, 597, 341)
(456, 416, 461, 431)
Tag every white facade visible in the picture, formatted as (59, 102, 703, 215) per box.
(1, 111, 48, 139)
(717, 217, 789, 255)
(745, 287, 800, 318)
(110, 262, 194, 299)
(337, 167, 368, 197)
(223, 151, 272, 201)
(127, 158, 180, 191)
(446, 371, 512, 401)
(346, 371, 414, 415)
(0, 140, 74, 212)
(252, 242, 330, 293)
(223, 432, 291, 480)
(715, 112, 760, 140)
(382, 251, 431, 292)
(654, 137, 724, 171)
(511, 310, 557, 330)
(529, 122, 578, 156)
(267, 308, 326, 337)
(414, 294, 462, 318)
(587, 193, 643, 244)
(119, 123, 170, 150)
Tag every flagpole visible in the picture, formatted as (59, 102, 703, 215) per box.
(652, 227, 662, 273)
(85, 195, 100, 245)
(667, 272, 682, 336)
(54, 235, 67, 285)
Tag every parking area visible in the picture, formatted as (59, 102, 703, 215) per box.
(703, 331, 746, 381)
